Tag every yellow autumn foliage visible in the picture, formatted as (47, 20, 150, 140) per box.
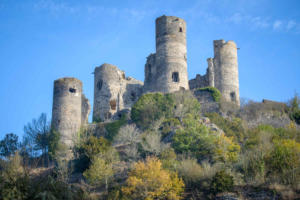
(122, 157, 184, 200)
(214, 133, 240, 163)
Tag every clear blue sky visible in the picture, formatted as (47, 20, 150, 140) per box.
(0, 0, 299, 139)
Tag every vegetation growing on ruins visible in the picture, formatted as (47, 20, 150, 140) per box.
(196, 87, 222, 102)
(0, 92, 300, 199)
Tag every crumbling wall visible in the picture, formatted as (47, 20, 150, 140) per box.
(93, 63, 143, 122)
(189, 74, 209, 89)
(193, 89, 219, 113)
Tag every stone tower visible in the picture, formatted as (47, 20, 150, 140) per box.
(93, 63, 143, 122)
(51, 77, 90, 149)
(213, 40, 240, 105)
(144, 15, 189, 93)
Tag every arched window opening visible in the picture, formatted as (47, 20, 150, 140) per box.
(179, 27, 183, 32)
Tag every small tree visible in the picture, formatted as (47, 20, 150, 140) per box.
(83, 147, 119, 192)
(288, 93, 300, 124)
(23, 113, 50, 166)
(0, 133, 19, 158)
(122, 157, 184, 200)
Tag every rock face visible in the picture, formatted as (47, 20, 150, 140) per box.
(51, 78, 90, 149)
(189, 40, 240, 106)
(93, 63, 143, 122)
(144, 15, 189, 93)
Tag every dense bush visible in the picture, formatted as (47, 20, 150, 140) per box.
(288, 94, 300, 124)
(265, 139, 300, 184)
(210, 170, 234, 194)
(0, 152, 30, 200)
(75, 136, 111, 172)
(122, 157, 184, 200)
(172, 114, 240, 163)
(172, 90, 202, 118)
(131, 93, 175, 129)
(206, 112, 246, 143)
(0, 152, 91, 200)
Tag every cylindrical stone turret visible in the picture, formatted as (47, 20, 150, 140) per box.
(154, 15, 189, 92)
(51, 77, 83, 148)
(213, 40, 240, 105)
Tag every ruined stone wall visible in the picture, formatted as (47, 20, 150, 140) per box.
(93, 63, 143, 121)
(189, 74, 209, 89)
(213, 40, 240, 106)
(51, 78, 90, 148)
(144, 15, 189, 93)
(193, 89, 219, 113)
(189, 58, 214, 90)
(144, 53, 156, 92)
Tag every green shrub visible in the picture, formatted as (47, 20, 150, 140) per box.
(75, 136, 111, 172)
(205, 112, 246, 143)
(171, 90, 202, 118)
(210, 170, 234, 194)
(265, 139, 300, 184)
(160, 118, 181, 139)
(0, 152, 30, 200)
(131, 93, 175, 129)
(159, 148, 178, 171)
(288, 93, 300, 125)
(239, 150, 266, 184)
(196, 87, 221, 102)
(105, 115, 127, 141)
(48, 129, 60, 160)
(172, 114, 240, 163)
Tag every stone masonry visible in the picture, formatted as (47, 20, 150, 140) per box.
(189, 40, 240, 106)
(51, 15, 240, 151)
(144, 16, 189, 93)
(51, 78, 90, 150)
(93, 63, 143, 122)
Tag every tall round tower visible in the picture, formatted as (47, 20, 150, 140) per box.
(93, 63, 123, 122)
(51, 77, 82, 148)
(154, 15, 189, 92)
(213, 40, 240, 105)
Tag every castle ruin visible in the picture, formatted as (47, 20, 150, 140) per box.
(51, 15, 240, 149)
